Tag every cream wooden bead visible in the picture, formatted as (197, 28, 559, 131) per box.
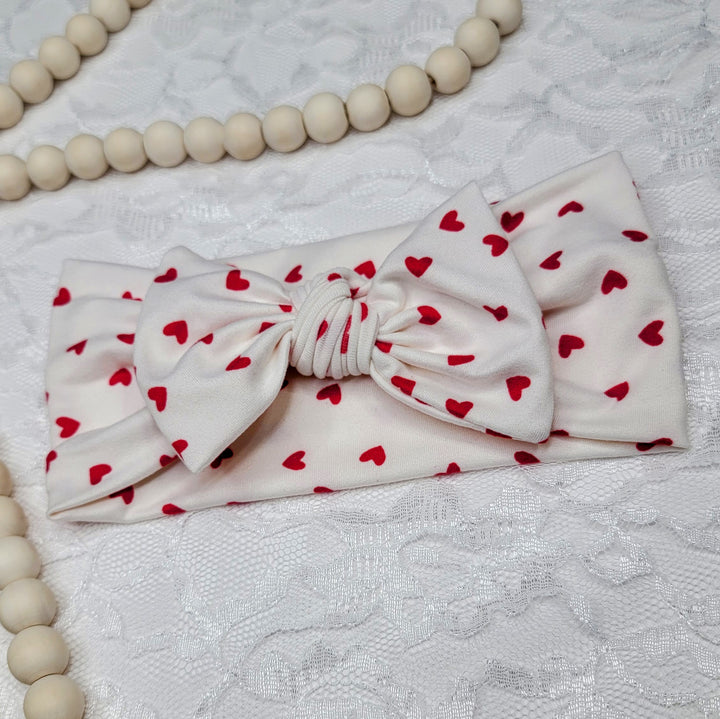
(303, 92, 348, 144)
(385, 65, 433, 117)
(425, 46, 472, 95)
(0, 536, 41, 588)
(0, 578, 57, 634)
(24, 674, 85, 719)
(0, 496, 27, 537)
(38, 37, 81, 81)
(7, 625, 69, 685)
(261, 105, 306, 153)
(9, 60, 54, 105)
(346, 84, 390, 132)
(184, 117, 225, 163)
(144, 120, 186, 167)
(65, 14, 108, 56)
(27, 146, 70, 191)
(128, 0, 152, 6)
(454, 16, 500, 67)
(475, 0, 523, 36)
(0, 156, 31, 201)
(89, 0, 131, 32)
(65, 134, 108, 180)
(0, 460, 11, 496)
(0, 84, 24, 130)
(224, 113, 265, 160)
(104, 128, 147, 172)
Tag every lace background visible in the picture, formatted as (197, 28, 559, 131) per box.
(1, 0, 719, 716)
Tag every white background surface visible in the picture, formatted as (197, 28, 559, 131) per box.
(1, 0, 719, 716)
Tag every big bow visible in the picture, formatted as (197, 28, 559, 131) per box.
(134, 184, 553, 472)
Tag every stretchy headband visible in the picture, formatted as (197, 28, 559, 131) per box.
(44, 151, 688, 522)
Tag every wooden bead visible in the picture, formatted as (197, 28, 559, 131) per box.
(454, 16, 500, 67)
(346, 84, 390, 132)
(475, 0, 523, 36)
(184, 117, 225, 163)
(38, 37, 81, 81)
(89, 0, 131, 32)
(0, 536, 41, 588)
(303, 93, 348, 144)
(0, 84, 24, 130)
(65, 134, 108, 180)
(104, 128, 147, 172)
(65, 14, 108, 56)
(24, 675, 85, 719)
(9, 60, 54, 105)
(27, 146, 70, 191)
(0, 496, 27, 537)
(385, 65, 432, 117)
(425, 46, 472, 95)
(0, 578, 57, 634)
(7, 626, 69, 685)
(224, 113, 265, 160)
(261, 105, 306, 153)
(0, 460, 11, 495)
(0, 155, 31, 201)
(143, 120, 186, 167)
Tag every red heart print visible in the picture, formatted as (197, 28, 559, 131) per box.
(350, 287, 359, 298)
(122, 291, 142, 301)
(154, 268, 177, 283)
(506, 375, 531, 401)
(317, 319, 329, 339)
(558, 201, 584, 217)
(486, 428, 512, 439)
(109, 368, 132, 386)
(501, 211, 524, 232)
(391, 376, 416, 396)
(558, 334, 585, 358)
(405, 256, 433, 277)
(283, 450, 306, 470)
(162, 503, 185, 515)
(45, 450, 57, 472)
(601, 270, 627, 295)
(314, 486, 334, 493)
(148, 386, 167, 412)
(375, 340, 392, 353)
(540, 251, 562, 270)
(636, 437, 673, 451)
(327, 272, 342, 282)
(89, 463, 112, 485)
(638, 320, 664, 346)
(159, 454, 176, 467)
(56, 417, 80, 438)
(418, 306, 441, 325)
(317, 383, 342, 405)
(257, 322, 274, 334)
(172, 439, 188, 456)
(359, 445, 386, 465)
(285, 265, 303, 283)
(448, 354, 475, 366)
(340, 316, 352, 354)
(360, 302, 368, 321)
(109, 486, 134, 504)
(623, 230, 648, 242)
(163, 320, 188, 344)
(439, 210, 465, 232)
(434, 462, 461, 476)
(117, 333, 135, 344)
(279, 304, 293, 313)
(226, 355, 252, 371)
(210, 447, 234, 469)
(66, 340, 87, 355)
(482, 234, 508, 257)
(200, 333, 213, 344)
(445, 398, 473, 418)
(604, 381, 629, 401)
(226, 269, 250, 291)
(354, 260, 376, 279)
(551, 429, 569, 437)
(483, 305, 508, 321)
(514, 451, 540, 465)
(53, 287, 71, 306)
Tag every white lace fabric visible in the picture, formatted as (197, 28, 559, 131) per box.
(1, 0, 719, 717)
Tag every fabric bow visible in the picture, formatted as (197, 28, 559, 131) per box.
(134, 184, 553, 472)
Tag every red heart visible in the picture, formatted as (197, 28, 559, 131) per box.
(445, 398, 473, 418)
(359, 445, 386, 465)
(375, 340, 392, 353)
(45, 450, 57, 472)
(501, 211, 524, 232)
(148, 386, 167, 412)
(482, 234, 508, 257)
(439, 210, 465, 232)
(558, 201, 583, 217)
(483, 305, 508, 321)
(354, 260, 376, 279)
(636, 437, 673, 451)
(210, 447, 234, 469)
(163, 320, 188, 344)
(486, 428, 512, 439)
(391, 376, 416, 396)
(551, 429, 569, 437)
(56, 417, 80, 438)
(340, 316, 353, 354)
(540, 251, 562, 270)
(122, 291, 142, 301)
(601, 270, 627, 295)
(172, 439, 188, 456)
(53, 287, 71, 306)
(109, 486, 135, 504)
(226, 355, 252, 371)
(284, 265, 303, 283)
(622, 230, 648, 242)
(604, 381, 629, 401)
(283, 450, 306, 470)
(558, 334, 585, 358)
(418, 305, 441, 325)
(317, 383, 342, 405)
(434, 462, 461, 476)
(159, 454, 176, 467)
(89, 463, 112, 485)
(514, 451, 540, 465)
(255, 322, 273, 334)
(66, 340, 87, 355)
(109, 368, 132, 386)
(327, 272, 342, 281)
(638, 320, 664, 346)
(405, 256, 433, 277)
(360, 303, 368, 321)
(279, 304, 293, 313)
(314, 486, 334, 493)
(117, 333, 135, 344)
(226, 269, 250, 291)
(154, 268, 177, 283)
(506, 375, 531, 401)
(448, 354, 475, 366)
(317, 319, 329, 339)
(162, 503, 186, 515)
